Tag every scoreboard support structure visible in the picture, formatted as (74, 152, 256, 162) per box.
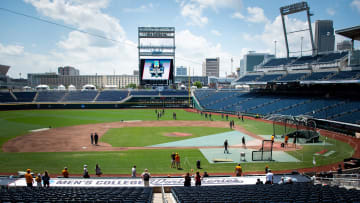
(138, 27, 175, 86)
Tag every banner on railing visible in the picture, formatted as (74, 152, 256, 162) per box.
(8, 176, 266, 187)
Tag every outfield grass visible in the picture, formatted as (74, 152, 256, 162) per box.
(0, 109, 354, 175)
(101, 126, 231, 147)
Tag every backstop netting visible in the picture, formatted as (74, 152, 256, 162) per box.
(252, 140, 273, 161)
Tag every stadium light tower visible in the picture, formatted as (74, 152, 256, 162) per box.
(280, 2, 315, 58)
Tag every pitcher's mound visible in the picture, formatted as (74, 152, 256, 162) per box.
(164, 132, 192, 137)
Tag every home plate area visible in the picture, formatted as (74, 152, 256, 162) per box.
(149, 131, 300, 163)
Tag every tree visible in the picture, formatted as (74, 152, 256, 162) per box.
(193, 81, 202, 89)
(126, 83, 137, 89)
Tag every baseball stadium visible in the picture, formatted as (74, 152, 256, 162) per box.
(1, 1, 360, 203)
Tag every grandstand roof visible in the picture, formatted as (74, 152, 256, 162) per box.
(0, 65, 10, 76)
(335, 25, 360, 41)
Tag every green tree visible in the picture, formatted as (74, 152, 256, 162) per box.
(193, 81, 202, 89)
(126, 83, 137, 89)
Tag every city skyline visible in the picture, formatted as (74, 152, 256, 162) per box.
(0, 0, 359, 78)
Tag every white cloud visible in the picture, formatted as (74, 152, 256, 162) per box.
(0, 43, 24, 56)
(25, 0, 126, 42)
(231, 12, 244, 19)
(4, 0, 139, 78)
(176, 30, 234, 76)
(326, 8, 335, 16)
(351, 0, 360, 13)
(211, 29, 222, 36)
(180, 3, 208, 26)
(191, 0, 242, 11)
(246, 7, 268, 23)
(178, 0, 243, 26)
(123, 3, 154, 13)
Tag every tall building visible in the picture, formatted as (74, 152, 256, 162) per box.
(176, 66, 187, 76)
(337, 40, 352, 51)
(202, 57, 219, 77)
(243, 52, 274, 73)
(315, 20, 335, 54)
(58, 66, 79, 76)
(239, 59, 245, 77)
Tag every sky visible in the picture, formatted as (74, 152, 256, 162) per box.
(0, 0, 359, 78)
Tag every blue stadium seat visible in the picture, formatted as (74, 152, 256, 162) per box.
(172, 184, 360, 203)
(0, 187, 153, 203)
(36, 91, 66, 102)
(130, 90, 160, 96)
(63, 91, 98, 102)
(328, 70, 360, 80)
(302, 72, 336, 81)
(256, 74, 284, 82)
(13, 92, 36, 102)
(96, 91, 129, 101)
(235, 75, 262, 82)
(277, 73, 308, 82)
(262, 57, 296, 67)
(0, 92, 16, 102)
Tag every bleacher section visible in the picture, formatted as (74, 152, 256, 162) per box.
(160, 90, 188, 96)
(63, 91, 98, 102)
(318, 52, 348, 63)
(172, 184, 360, 203)
(0, 187, 152, 203)
(96, 91, 129, 102)
(303, 71, 336, 81)
(13, 92, 36, 102)
(328, 70, 360, 80)
(235, 74, 261, 83)
(256, 74, 283, 82)
(292, 55, 320, 65)
(277, 73, 308, 82)
(0, 92, 15, 102)
(130, 90, 160, 96)
(194, 90, 360, 124)
(262, 57, 296, 67)
(36, 91, 66, 102)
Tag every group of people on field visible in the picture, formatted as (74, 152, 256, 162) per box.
(90, 132, 99, 145)
(171, 152, 181, 169)
(24, 169, 50, 188)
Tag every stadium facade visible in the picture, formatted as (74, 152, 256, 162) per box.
(27, 73, 139, 89)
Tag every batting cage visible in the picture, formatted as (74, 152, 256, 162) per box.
(252, 140, 273, 161)
(266, 114, 320, 144)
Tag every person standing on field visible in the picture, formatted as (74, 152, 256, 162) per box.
(94, 132, 99, 145)
(90, 133, 94, 145)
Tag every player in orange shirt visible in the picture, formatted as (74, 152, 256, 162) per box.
(284, 135, 289, 148)
(175, 153, 181, 169)
(24, 169, 34, 187)
(62, 167, 69, 178)
(235, 164, 242, 176)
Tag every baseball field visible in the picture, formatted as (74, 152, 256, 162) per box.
(0, 109, 354, 176)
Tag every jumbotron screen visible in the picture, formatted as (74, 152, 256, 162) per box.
(141, 59, 172, 80)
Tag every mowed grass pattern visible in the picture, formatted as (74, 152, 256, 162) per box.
(101, 127, 231, 147)
(0, 109, 354, 175)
